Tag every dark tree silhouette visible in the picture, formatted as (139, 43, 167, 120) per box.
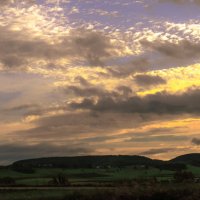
(173, 171, 195, 183)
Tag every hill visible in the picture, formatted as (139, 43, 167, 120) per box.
(12, 155, 163, 169)
(11, 153, 200, 170)
(170, 153, 200, 166)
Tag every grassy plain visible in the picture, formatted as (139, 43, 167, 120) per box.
(0, 165, 199, 186)
(0, 167, 174, 186)
(0, 165, 199, 199)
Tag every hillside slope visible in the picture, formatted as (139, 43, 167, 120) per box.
(11, 153, 200, 169)
(12, 155, 163, 168)
(170, 153, 200, 166)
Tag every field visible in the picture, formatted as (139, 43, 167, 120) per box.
(0, 165, 200, 186)
(0, 166, 175, 186)
(0, 165, 200, 199)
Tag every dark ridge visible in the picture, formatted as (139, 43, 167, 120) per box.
(12, 155, 163, 168)
(10, 153, 200, 169)
(170, 153, 200, 166)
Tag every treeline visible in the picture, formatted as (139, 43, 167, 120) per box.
(12, 155, 161, 169)
(11, 155, 188, 171)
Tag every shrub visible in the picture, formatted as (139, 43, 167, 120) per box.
(0, 177, 16, 186)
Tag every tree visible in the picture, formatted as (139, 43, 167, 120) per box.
(173, 171, 195, 183)
(0, 177, 16, 186)
(49, 173, 70, 186)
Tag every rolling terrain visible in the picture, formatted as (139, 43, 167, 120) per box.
(0, 154, 200, 199)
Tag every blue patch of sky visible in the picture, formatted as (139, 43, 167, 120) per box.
(37, 0, 200, 24)
(62, 0, 150, 29)
(148, 2, 200, 22)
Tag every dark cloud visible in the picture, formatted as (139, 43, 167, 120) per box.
(0, 26, 117, 69)
(116, 86, 133, 96)
(0, 26, 59, 69)
(144, 127, 176, 134)
(128, 135, 187, 143)
(1, 55, 27, 68)
(82, 127, 186, 144)
(108, 57, 150, 77)
(0, 104, 40, 122)
(141, 39, 200, 60)
(12, 111, 144, 142)
(140, 148, 176, 155)
(109, 39, 200, 77)
(124, 127, 187, 143)
(70, 31, 116, 66)
(191, 138, 200, 145)
(66, 84, 133, 99)
(134, 74, 166, 86)
(82, 135, 117, 143)
(70, 88, 200, 115)
(125, 127, 183, 138)
(3, 104, 39, 112)
(0, 143, 93, 165)
(75, 76, 91, 87)
(66, 86, 111, 97)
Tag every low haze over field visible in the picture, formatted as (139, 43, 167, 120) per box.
(0, 0, 200, 164)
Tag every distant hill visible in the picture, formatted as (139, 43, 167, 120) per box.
(170, 153, 200, 166)
(11, 153, 200, 170)
(12, 155, 163, 169)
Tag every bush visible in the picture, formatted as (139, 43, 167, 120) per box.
(49, 173, 70, 186)
(173, 171, 195, 183)
(0, 177, 16, 186)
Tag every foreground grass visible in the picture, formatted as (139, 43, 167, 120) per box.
(1, 184, 200, 200)
(0, 190, 69, 200)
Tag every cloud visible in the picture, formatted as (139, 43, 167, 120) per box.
(0, 0, 13, 6)
(75, 76, 91, 87)
(66, 86, 112, 97)
(0, 143, 93, 165)
(12, 110, 145, 144)
(159, 0, 200, 5)
(117, 86, 133, 97)
(140, 148, 176, 155)
(134, 74, 166, 87)
(0, 0, 199, 162)
(0, 26, 117, 69)
(0, 104, 41, 122)
(65, 82, 134, 100)
(88, 8, 119, 17)
(0, 0, 36, 7)
(0, 26, 58, 69)
(69, 88, 200, 115)
(2, 104, 39, 112)
(141, 39, 200, 61)
(82, 127, 187, 144)
(108, 57, 150, 77)
(129, 135, 187, 143)
(191, 138, 200, 145)
(69, 30, 117, 66)
(0, 91, 21, 105)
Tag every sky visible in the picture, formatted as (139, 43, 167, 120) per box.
(1, 0, 200, 164)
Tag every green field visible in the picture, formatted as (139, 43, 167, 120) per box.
(0, 165, 199, 186)
(0, 165, 199, 199)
